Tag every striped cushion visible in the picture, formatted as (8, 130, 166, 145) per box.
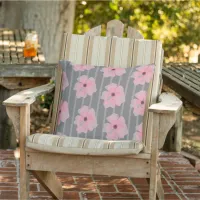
(26, 134, 144, 155)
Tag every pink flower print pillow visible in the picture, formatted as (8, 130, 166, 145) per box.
(101, 83, 125, 108)
(55, 61, 155, 142)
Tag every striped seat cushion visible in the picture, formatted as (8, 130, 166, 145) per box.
(26, 134, 144, 155)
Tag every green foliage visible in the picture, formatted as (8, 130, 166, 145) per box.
(74, 0, 200, 62)
(39, 93, 54, 109)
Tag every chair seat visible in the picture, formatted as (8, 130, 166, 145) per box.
(26, 134, 144, 155)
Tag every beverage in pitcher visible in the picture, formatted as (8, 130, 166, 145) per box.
(23, 33, 38, 57)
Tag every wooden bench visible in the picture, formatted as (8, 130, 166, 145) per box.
(0, 29, 55, 148)
(163, 63, 200, 108)
(0, 29, 45, 64)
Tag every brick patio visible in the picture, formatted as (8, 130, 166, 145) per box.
(0, 150, 200, 200)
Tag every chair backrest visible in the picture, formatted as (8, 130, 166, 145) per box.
(51, 21, 163, 153)
(84, 19, 144, 39)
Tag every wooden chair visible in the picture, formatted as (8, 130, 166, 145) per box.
(3, 20, 182, 200)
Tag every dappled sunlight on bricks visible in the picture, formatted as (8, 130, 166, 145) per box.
(0, 175, 17, 183)
(94, 176, 131, 185)
(62, 183, 97, 192)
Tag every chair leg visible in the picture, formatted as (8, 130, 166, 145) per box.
(149, 168, 158, 200)
(32, 171, 63, 200)
(149, 113, 160, 200)
(20, 161, 30, 200)
(19, 105, 31, 200)
(148, 168, 164, 200)
(156, 169, 164, 200)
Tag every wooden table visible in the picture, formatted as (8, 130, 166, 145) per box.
(163, 63, 200, 108)
(0, 29, 55, 149)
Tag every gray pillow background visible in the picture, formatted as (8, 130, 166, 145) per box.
(55, 60, 154, 141)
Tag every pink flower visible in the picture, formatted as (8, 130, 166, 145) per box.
(101, 67, 126, 77)
(101, 83, 125, 108)
(74, 106, 97, 134)
(74, 75, 97, 98)
(104, 114, 128, 140)
(135, 123, 143, 141)
(58, 101, 69, 125)
(131, 91, 147, 116)
(132, 65, 154, 85)
(74, 64, 94, 71)
(62, 72, 69, 91)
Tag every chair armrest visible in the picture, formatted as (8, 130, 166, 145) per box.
(149, 93, 183, 150)
(148, 92, 182, 114)
(3, 83, 55, 107)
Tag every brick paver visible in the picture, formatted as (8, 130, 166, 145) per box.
(0, 150, 200, 200)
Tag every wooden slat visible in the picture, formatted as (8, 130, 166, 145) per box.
(163, 70, 200, 107)
(85, 25, 101, 36)
(127, 27, 144, 39)
(26, 148, 151, 159)
(106, 19, 124, 37)
(26, 151, 150, 178)
(130, 39, 160, 152)
(62, 33, 71, 60)
(51, 65, 63, 134)
(0, 64, 55, 77)
(59, 32, 68, 60)
(3, 83, 55, 106)
(81, 36, 91, 65)
(145, 41, 162, 153)
(181, 151, 200, 169)
(158, 49, 164, 95)
(65, 34, 90, 64)
(149, 113, 159, 199)
(165, 68, 200, 91)
(0, 77, 50, 90)
(109, 37, 134, 67)
(86, 36, 112, 66)
(178, 67, 200, 84)
(184, 67, 200, 79)
(31, 171, 63, 200)
(19, 105, 30, 200)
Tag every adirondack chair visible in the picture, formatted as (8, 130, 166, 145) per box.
(3, 20, 182, 200)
